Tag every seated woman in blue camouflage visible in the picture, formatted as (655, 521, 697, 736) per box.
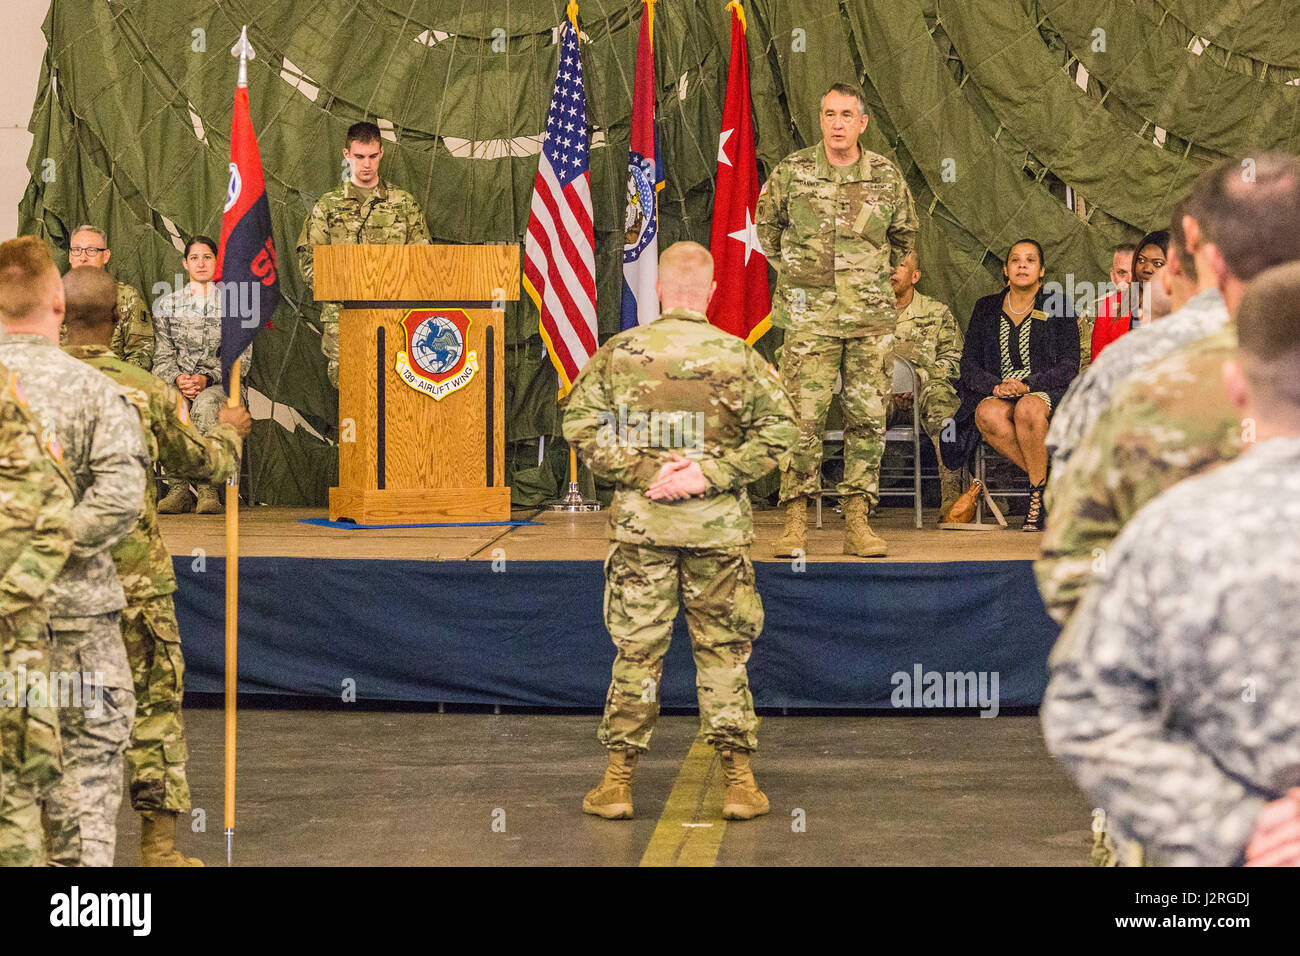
(952, 239, 1079, 532)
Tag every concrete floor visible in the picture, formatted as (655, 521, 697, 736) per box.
(112, 709, 1092, 866)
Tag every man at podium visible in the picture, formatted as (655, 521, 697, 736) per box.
(296, 121, 431, 388)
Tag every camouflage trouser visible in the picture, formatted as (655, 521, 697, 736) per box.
(42, 613, 134, 867)
(779, 329, 893, 507)
(917, 382, 960, 442)
(599, 542, 762, 753)
(321, 301, 342, 389)
(122, 595, 190, 812)
(0, 607, 62, 867)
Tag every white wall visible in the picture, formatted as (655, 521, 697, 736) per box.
(0, 0, 51, 238)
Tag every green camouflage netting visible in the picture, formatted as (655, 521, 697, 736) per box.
(22, 0, 1297, 504)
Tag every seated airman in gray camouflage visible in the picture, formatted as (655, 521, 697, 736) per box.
(154, 235, 249, 515)
(563, 241, 795, 822)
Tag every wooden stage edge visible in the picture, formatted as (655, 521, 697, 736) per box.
(160, 506, 1045, 563)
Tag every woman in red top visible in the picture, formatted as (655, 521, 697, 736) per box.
(1090, 230, 1169, 361)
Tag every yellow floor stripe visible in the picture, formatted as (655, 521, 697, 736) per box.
(639, 732, 727, 867)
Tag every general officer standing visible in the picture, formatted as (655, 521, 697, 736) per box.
(563, 242, 795, 822)
(63, 267, 250, 866)
(756, 83, 918, 557)
(0, 360, 75, 867)
(0, 237, 147, 867)
(297, 121, 431, 388)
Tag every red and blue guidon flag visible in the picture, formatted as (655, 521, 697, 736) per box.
(620, 0, 664, 331)
(215, 81, 280, 385)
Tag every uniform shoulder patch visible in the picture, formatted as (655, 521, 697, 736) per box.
(177, 393, 191, 425)
(9, 371, 27, 406)
(43, 425, 63, 461)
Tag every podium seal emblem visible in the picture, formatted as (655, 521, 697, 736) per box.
(395, 309, 479, 400)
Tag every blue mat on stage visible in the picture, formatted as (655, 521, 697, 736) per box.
(300, 518, 542, 530)
(174, 557, 1060, 710)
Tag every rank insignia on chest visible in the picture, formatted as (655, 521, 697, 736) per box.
(395, 309, 479, 401)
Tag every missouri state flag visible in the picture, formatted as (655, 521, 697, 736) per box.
(620, 0, 664, 330)
(707, 1, 770, 343)
(215, 77, 280, 385)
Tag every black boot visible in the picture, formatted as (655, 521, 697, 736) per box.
(1022, 481, 1047, 532)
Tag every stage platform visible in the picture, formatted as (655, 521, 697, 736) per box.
(162, 507, 1059, 711)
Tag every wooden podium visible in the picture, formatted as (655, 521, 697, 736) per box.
(314, 245, 519, 524)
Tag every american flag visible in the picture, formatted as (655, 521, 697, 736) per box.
(524, 16, 597, 392)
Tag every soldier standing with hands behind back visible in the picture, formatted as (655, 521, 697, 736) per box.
(756, 83, 919, 558)
(297, 121, 431, 389)
(563, 242, 795, 822)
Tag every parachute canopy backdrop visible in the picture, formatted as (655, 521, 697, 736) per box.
(23, 0, 1300, 506)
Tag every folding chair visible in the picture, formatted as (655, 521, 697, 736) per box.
(816, 357, 924, 530)
(968, 440, 1033, 528)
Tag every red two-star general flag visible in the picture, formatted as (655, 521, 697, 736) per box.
(707, 1, 770, 344)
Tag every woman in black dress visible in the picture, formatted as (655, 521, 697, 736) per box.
(950, 239, 1079, 531)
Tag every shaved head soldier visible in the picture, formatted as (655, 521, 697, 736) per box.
(563, 241, 795, 821)
(63, 265, 250, 865)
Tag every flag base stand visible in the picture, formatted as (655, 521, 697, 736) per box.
(549, 482, 600, 512)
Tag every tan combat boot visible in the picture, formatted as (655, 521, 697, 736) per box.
(140, 810, 204, 867)
(773, 497, 808, 558)
(195, 484, 222, 514)
(157, 482, 194, 514)
(719, 749, 770, 820)
(582, 749, 637, 819)
(939, 464, 964, 518)
(842, 495, 887, 557)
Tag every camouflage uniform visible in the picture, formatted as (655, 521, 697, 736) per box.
(296, 179, 431, 387)
(152, 283, 248, 436)
(0, 334, 147, 868)
(110, 281, 154, 372)
(1036, 324, 1241, 629)
(891, 290, 962, 439)
(0, 363, 75, 867)
(755, 141, 918, 507)
(1042, 435, 1300, 866)
(562, 307, 796, 752)
(1047, 288, 1229, 473)
(1036, 324, 1240, 867)
(1075, 314, 1094, 376)
(67, 345, 240, 813)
